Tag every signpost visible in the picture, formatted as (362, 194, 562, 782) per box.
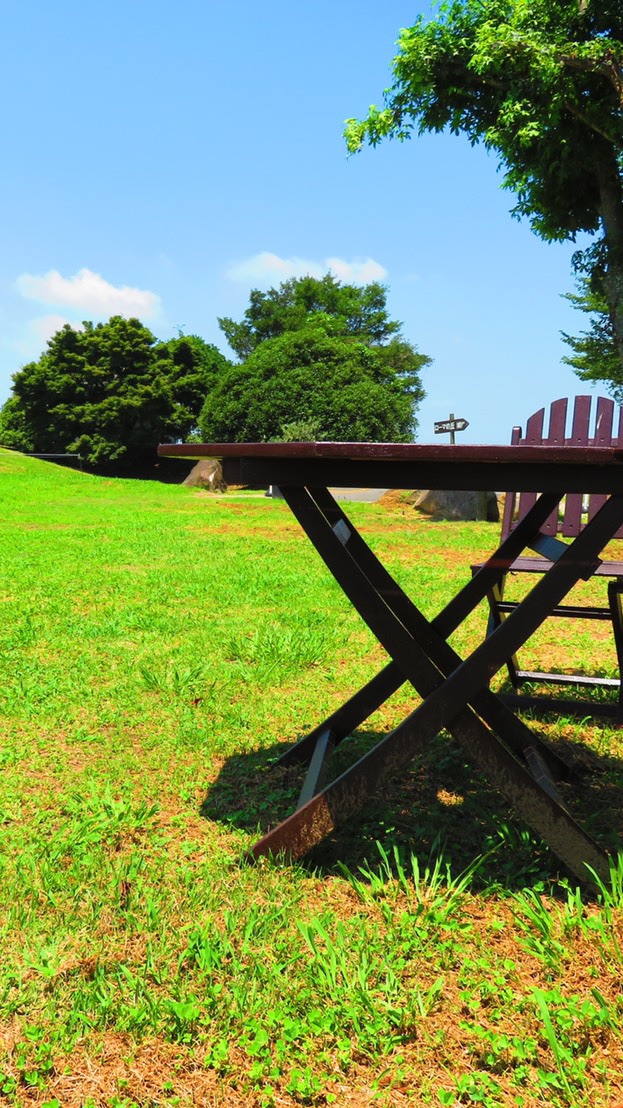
(434, 413, 469, 445)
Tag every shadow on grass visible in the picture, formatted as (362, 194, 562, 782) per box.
(200, 718, 623, 892)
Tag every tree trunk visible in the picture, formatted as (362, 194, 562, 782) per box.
(597, 160, 623, 372)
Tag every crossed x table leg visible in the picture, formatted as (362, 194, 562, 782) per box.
(249, 486, 623, 885)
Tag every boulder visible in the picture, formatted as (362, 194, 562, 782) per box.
(409, 489, 499, 522)
(182, 459, 227, 492)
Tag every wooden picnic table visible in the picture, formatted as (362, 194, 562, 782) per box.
(158, 441, 623, 886)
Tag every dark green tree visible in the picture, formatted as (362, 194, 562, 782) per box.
(345, 0, 623, 388)
(164, 331, 229, 441)
(198, 323, 426, 443)
(0, 317, 229, 469)
(562, 254, 622, 396)
(218, 273, 401, 359)
(0, 396, 35, 453)
(211, 274, 429, 441)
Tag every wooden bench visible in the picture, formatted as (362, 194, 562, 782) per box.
(473, 395, 623, 716)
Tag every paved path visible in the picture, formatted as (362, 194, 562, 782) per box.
(266, 486, 388, 503)
(330, 487, 389, 503)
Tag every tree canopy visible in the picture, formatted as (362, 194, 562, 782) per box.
(199, 322, 427, 443)
(0, 277, 429, 465)
(206, 275, 430, 442)
(345, 0, 623, 388)
(0, 317, 230, 469)
(562, 270, 622, 396)
(218, 273, 402, 359)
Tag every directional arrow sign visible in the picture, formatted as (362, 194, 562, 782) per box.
(434, 418, 469, 434)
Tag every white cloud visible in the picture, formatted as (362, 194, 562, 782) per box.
(226, 252, 387, 286)
(226, 252, 323, 282)
(324, 256, 387, 283)
(31, 314, 79, 342)
(15, 267, 161, 320)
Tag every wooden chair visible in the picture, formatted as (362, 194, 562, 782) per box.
(473, 395, 623, 717)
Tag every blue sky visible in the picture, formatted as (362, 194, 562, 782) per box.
(0, 0, 600, 444)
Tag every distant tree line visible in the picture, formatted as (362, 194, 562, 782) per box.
(0, 319, 228, 470)
(0, 275, 431, 472)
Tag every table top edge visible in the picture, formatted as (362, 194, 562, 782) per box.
(158, 441, 623, 465)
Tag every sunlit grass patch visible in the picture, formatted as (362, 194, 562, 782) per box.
(1, 452, 623, 1105)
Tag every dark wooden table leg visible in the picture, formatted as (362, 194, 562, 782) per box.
(250, 665, 609, 885)
(281, 488, 566, 772)
(310, 487, 573, 780)
(417, 493, 623, 729)
(248, 486, 617, 884)
(279, 662, 403, 767)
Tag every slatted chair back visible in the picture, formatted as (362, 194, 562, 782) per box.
(501, 395, 623, 541)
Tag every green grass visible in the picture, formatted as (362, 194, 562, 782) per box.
(1, 448, 623, 1107)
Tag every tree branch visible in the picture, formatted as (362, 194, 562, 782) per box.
(563, 99, 623, 148)
(557, 49, 623, 108)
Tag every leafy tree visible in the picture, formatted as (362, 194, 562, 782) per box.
(345, 0, 623, 386)
(562, 259, 622, 396)
(273, 418, 325, 442)
(198, 323, 425, 443)
(0, 317, 230, 469)
(0, 396, 35, 453)
(218, 273, 401, 359)
(164, 332, 230, 438)
(211, 274, 429, 441)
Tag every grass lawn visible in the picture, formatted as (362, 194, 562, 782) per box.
(1, 447, 623, 1108)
